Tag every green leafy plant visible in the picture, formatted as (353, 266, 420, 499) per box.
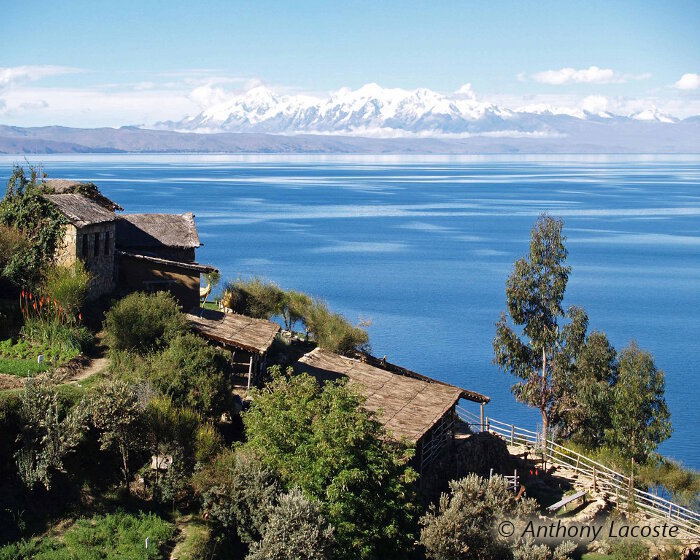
(242, 367, 418, 560)
(43, 260, 91, 319)
(104, 291, 186, 354)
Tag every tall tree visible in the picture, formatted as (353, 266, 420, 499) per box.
(606, 342, 671, 465)
(493, 214, 573, 441)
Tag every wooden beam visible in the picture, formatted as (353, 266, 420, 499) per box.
(247, 355, 253, 394)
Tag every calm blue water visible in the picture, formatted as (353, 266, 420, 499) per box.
(2, 155, 698, 469)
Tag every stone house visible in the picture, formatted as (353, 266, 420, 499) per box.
(115, 213, 216, 310)
(42, 180, 215, 307)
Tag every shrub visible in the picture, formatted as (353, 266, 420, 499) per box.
(419, 474, 539, 560)
(89, 380, 145, 493)
(15, 376, 87, 490)
(104, 291, 186, 354)
(0, 165, 66, 290)
(305, 298, 370, 355)
(194, 447, 281, 544)
(195, 422, 224, 464)
(149, 333, 231, 417)
(243, 368, 418, 560)
(247, 488, 335, 560)
(43, 260, 91, 318)
(221, 277, 285, 319)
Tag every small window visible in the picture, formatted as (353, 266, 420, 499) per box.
(104, 231, 110, 255)
(94, 232, 100, 257)
(82, 234, 89, 259)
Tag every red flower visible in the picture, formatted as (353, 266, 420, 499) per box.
(78, 313, 82, 322)
(21, 290, 25, 298)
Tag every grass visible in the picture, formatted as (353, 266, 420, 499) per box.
(0, 337, 81, 377)
(0, 356, 49, 377)
(0, 511, 174, 560)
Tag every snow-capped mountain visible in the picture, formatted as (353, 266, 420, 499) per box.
(157, 83, 683, 137)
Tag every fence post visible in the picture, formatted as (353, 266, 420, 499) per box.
(592, 466, 597, 492)
(510, 424, 515, 445)
(514, 469, 518, 492)
(486, 418, 490, 432)
(489, 468, 493, 481)
(480, 403, 485, 432)
(575, 455, 580, 471)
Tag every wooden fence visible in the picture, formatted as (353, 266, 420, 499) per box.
(455, 405, 700, 539)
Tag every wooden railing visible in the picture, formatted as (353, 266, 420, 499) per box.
(455, 406, 700, 539)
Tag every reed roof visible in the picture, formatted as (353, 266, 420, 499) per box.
(294, 348, 464, 443)
(186, 307, 280, 354)
(117, 250, 217, 273)
(43, 193, 116, 228)
(116, 213, 201, 249)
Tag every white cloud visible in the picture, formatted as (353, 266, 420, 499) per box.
(529, 66, 649, 85)
(0, 65, 82, 90)
(581, 95, 609, 114)
(455, 83, 476, 99)
(674, 73, 700, 90)
(188, 84, 230, 108)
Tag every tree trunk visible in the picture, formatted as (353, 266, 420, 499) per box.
(120, 441, 130, 496)
(541, 347, 548, 444)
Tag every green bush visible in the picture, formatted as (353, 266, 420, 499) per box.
(243, 368, 418, 560)
(149, 333, 231, 417)
(247, 488, 335, 560)
(304, 299, 370, 355)
(0, 165, 66, 290)
(194, 447, 281, 544)
(0, 511, 174, 559)
(104, 292, 186, 354)
(43, 261, 91, 318)
(608, 540, 649, 560)
(221, 277, 285, 320)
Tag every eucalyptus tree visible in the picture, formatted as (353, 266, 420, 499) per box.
(493, 214, 575, 442)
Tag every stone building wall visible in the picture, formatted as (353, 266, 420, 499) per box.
(55, 221, 116, 300)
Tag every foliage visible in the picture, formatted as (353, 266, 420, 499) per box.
(0, 511, 173, 560)
(145, 395, 200, 470)
(14, 377, 87, 490)
(493, 214, 574, 440)
(195, 422, 223, 464)
(104, 291, 186, 354)
(559, 330, 617, 447)
(221, 277, 369, 354)
(0, 165, 66, 290)
(221, 277, 285, 319)
(243, 367, 418, 560)
(606, 341, 672, 464)
(419, 474, 539, 560)
(43, 261, 91, 319)
(512, 539, 576, 560)
(89, 380, 145, 493)
(194, 447, 281, 544)
(149, 333, 231, 417)
(304, 298, 370, 355)
(607, 539, 650, 560)
(0, 224, 30, 275)
(281, 289, 313, 332)
(246, 488, 335, 560)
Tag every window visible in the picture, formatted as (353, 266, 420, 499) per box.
(94, 232, 100, 257)
(104, 231, 110, 255)
(82, 234, 89, 259)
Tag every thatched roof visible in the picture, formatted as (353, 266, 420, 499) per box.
(186, 307, 280, 354)
(116, 213, 201, 249)
(117, 250, 217, 273)
(294, 348, 464, 443)
(43, 193, 116, 228)
(43, 179, 123, 211)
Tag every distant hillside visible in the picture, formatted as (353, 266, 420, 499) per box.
(1, 120, 699, 154)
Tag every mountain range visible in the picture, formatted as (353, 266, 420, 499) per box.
(1, 84, 699, 154)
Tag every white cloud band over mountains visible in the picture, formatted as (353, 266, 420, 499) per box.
(0, 65, 698, 134)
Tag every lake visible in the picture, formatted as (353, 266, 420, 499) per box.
(2, 154, 698, 469)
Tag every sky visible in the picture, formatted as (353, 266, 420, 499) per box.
(1, 0, 699, 127)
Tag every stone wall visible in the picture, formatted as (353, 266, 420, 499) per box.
(56, 222, 116, 300)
